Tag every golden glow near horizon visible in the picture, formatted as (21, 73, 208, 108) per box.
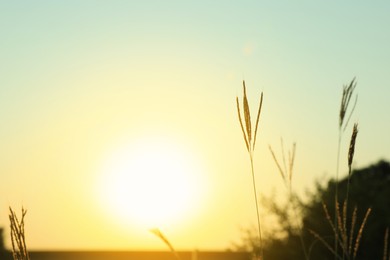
(96, 135, 208, 231)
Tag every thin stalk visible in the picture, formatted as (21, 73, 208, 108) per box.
(236, 82, 264, 259)
(150, 229, 181, 260)
(345, 175, 351, 231)
(336, 78, 357, 259)
(269, 142, 308, 260)
(289, 191, 309, 260)
(335, 131, 342, 260)
(250, 152, 263, 260)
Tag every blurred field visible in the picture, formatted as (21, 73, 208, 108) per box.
(0, 250, 250, 260)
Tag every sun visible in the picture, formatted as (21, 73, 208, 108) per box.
(96, 135, 207, 230)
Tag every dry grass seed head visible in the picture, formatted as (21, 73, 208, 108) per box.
(348, 206, 358, 256)
(150, 228, 181, 260)
(269, 140, 296, 190)
(309, 229, 342, 260)
(288, 142, 296, 183)
(353, 208, 371, 259)
(236, 96, 250, 152)
(348, 123, 359, 174)
(339, 78, 358, 131)
(342, 201, 347, 232)
(281, 138, 288, 178)
(236, 81, 264, 152)
(9, 207, 29, 260)
(322, 202, 337, 236)
(323, 202, 347, 254)
(269, 145, 286, 183)
(321, 202, 370, 259)
(335, 201, 348, 254)
(242, 81, 252, 145)
(253, 92, 263, 150)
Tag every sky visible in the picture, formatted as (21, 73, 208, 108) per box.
(0, 0, 389, 251)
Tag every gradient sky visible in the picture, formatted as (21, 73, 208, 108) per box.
(0, 1, 389, 251)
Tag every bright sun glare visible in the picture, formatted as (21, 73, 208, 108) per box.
(97, 135, 207, 230)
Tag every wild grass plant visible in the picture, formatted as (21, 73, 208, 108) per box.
(334, 79, 358, 259)
(9, 207, 29, 260)
(306, 80, 367, 260)
(269, 140, 309, 260)
(150, 228, 182, 260)
(308, 201, 371, 260)
(236, 78, 377, 260)
(326, 80, 364, 260)
(236, 80, 264, 260)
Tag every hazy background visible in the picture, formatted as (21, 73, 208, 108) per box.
(0, 0, 389, 251)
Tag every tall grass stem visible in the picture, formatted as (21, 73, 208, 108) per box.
(250, 152, 263, 260)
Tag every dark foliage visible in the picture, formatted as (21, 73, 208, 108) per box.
(246, 160, 390, 260)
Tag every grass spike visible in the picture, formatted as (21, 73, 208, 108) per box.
(348, 207, 358, 256)
(9, 207, 30, 260)
(269, 145, 286, 183)
(236, 97, 250, 152)
(242, 81, 252, 146)
(353, 208, 371, 259)
(253, 92, 263, 150)
(150, 228, 181, 260)
(348, 124, 359, 175)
